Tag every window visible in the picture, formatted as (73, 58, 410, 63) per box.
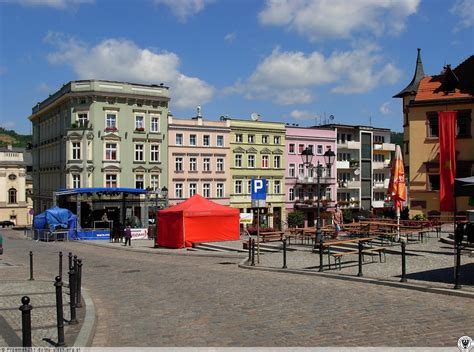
(298, 164, 304, 177)
(190, 134, 197, 146)
(203, 183, 211, 198)
(236, 134, 243, 142)
(274, 136, 281, 144)
(261, 155, 269, 168)
(135, 144, 144, 161)
(216, 183, 224, 198)
(374, 173, 385, 182)
(150, 145, 159, 162)
(217, 135, 224, 147)
(337, 153, 351, 161)
(135, 174, 144, 189)
(374, 135, 385, 143)
(71, 175, 81, 188)
(8, 188, 17, 204)
(235, 154, 242, 167)
(347, 134, 352, 141)
(373, 154, 385, 162)
(105, 143, 117, 160)
(78, 113, 88, 127)
(298, 188, 304, 200)
(316, 145, 323, 155)
(189, 183, 197, 197)
(289, 144, 295, 154)
(289, 164, 295, 177)
(72, 142, 81, 160)
(273, 155, 281, 168)
(289, 188, 294, 201)
(427, 113, 439, 138)
(176, 134, 183, 145)
(374, 192, 385, 201)
(105, 113, 117, 130)
(235, 180, 243, 194)
(203, 135, 210, 146)
(203, 158, 210, 171)
(150, 174, 159, 190)
(248, 155, 255, 168)
(150, 115, 160, 132)
(217, 158, 224, 172)
(248, 135, 254, 143)
(338, 172, 350, 182)
(105, 174, 117, 188)
(247, 180, 252, 194)
(135, 115, 144, 130)
(262, 135, 269, 144)
(175, 183, 183, 198)
(190, 157, 197, 171)
(175, 157, 183, 172)
(274, 180, 281, 194)
(457, 110, 472, 137)
(428, 174, 440, 191)
(298, 144, 305, 154)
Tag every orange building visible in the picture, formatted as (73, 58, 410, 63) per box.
(394, 49, 474, 217)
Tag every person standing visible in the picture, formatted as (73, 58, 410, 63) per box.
(332, 204, 343, 239)
(124, 225, 132, 246)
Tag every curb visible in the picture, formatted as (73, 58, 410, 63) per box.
(73, 287, 96, 347)
(238, 258, 474, 300)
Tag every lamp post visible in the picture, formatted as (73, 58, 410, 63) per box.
(301, 147, 335, 250)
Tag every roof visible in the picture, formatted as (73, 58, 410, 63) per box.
(318, 123, 391, 132)
(414, 76, 473, 101)
(55, 187, 146, 196)
(159, 194, 239, 216)
(393, 48, 425, 98)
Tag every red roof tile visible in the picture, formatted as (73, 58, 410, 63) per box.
(415, 76, 473, 101)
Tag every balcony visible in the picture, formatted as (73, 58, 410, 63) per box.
(372, 200, 385, 208)
(296, 175, 335, 185)
(337, 140, 361, 150)
(337, 200, 360, 209)
(373, 142, 396, 152)
(373, 179, 390, 189)
(336, 160, 359, 169)
(338, 180, 360, 189)
(373, 160, 391, 169)
(294, 199, 334, 209)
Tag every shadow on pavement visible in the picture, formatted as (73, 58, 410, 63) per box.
(404, 263, 474, 285)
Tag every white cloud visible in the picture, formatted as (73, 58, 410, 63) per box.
(450, 0, 474, 30)
(259, 0, 420, 41)
(290, 110, 318, 121)
(154, 0, 214, 22)
(37, 83, 53, 93)
(379, 102, 392, 115)
(224, 32, 237, 43)
(0, 121, 16, 129)
(6, 0, 93, 9)
(45, 32, 214, 109)
(226, 44, 401, 104)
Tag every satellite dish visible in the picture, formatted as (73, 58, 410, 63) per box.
(354, 168, 360, 176)
(250, 112, 260, 121)
(329, 115, 335, 121)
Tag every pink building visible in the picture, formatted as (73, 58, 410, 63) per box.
(168, 114, 231, 206)
(285, 126, 337, 227)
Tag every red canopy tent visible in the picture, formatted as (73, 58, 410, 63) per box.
(156, 194, 240, 248)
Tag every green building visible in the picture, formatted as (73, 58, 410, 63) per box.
(229, 118, 286, 230)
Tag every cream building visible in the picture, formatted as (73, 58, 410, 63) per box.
(0, 145, 33, 225)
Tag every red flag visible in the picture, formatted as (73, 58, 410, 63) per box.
(438, 111, 457, 211)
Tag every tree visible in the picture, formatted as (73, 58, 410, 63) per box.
(287, 211, 304, 228)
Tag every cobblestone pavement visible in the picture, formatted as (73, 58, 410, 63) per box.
(1, 229, 473, 347)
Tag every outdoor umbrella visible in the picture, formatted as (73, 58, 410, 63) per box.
(388, 145, 407, 239)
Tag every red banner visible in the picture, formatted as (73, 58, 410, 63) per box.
(438, 111, 457, 211)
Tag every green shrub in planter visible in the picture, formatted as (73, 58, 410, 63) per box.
(287, 211, 304, 228)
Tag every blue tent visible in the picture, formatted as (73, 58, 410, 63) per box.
(33, 207, 77, 240)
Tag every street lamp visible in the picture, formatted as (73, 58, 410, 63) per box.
(300, 147, 335, 251)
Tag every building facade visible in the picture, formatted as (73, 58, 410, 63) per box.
(285, 126, 337, 227)
(0, 145, 33, 225)
(29, 80, 170, 213)
(394, 50, 474, 216)
(167, 113, 231, 206)
(229, 118, 286, 230)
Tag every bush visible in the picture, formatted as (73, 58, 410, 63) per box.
(343, 209, 353, 223)
(287, 211, 305, 228)
(412, 213, 427, 221)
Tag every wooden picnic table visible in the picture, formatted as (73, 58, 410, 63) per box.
(258, 230, 286, 242)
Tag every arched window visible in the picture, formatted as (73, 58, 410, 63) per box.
(8, 188, 17, 204)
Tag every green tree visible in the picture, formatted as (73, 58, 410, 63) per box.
(287, 211, 305, 228)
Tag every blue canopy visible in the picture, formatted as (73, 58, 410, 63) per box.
(33, 206, 77, 232)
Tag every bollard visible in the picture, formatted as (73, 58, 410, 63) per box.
(251, 239, 255, 266)
(59, 251, 63, 278)
(29, 251, 34, 281)
(357, 241, 363, 277)
(73, 255, 78, 274)
(282, 238, 287, 269)
(318, 238, 324, 272)
(248, 238, 252, 262)
(400, 240, 407, 282)
(76, 259, 83, 308)
(454, 243, 462, 289)
(68, 252, 72, 273)
(68, 267, 78, 325)
(19, 296, 32, 347)
(54, 276, 66, 346)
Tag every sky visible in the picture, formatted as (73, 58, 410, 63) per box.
(0, 0, 473, 134)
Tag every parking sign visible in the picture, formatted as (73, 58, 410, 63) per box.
(251, 178, 266, 200)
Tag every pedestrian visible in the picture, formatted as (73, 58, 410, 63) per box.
(332, 203, 343, 239)
(124, 225, 132, 246)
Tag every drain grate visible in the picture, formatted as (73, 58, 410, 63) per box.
(217, 262, 235, 265)
(122, 269, 141, 273)
(92, 265, 110, 268)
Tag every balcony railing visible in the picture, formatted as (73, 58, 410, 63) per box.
(373, 142, 396, 151)
(338, 180, 360, 189)
(296, 175, 335, 185)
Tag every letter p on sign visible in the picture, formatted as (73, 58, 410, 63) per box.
(251, 178, 266, 200)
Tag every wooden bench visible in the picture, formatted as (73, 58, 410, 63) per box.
(259, 231, 285, 243)
(330, 246, 386, 270)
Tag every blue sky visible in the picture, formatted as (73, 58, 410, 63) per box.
(0, 0, 473, 134)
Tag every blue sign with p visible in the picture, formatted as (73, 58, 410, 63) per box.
(251, 178, 266, 200)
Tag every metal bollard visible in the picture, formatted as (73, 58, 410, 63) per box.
(251, 239, 255, 266)
(68, 267, 78, 325)
(357, 241, 363, 277)
(454, 243, 462, 289)
(248, 238, 252, 262)
(73, 255, 78, 274)
(318, 238, 324, 272)
(59, 251, 63, 278)
(76, 259, 83, 308)
(400, 240, 407, 282)
(19, 296, 32, 347)
(29, 251, 34, 281)
(282, 238, 287, 269)
(54, 276, 66, 346)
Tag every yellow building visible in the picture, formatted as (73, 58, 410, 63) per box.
(394, 49, 474, 217)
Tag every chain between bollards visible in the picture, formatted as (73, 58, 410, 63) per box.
(19, 296, 32, 347)
(400, 239, 407, 282)
(357, 241, 363, 277)
(76, 259, 83, 308)
(54, 276, 66, 347)
(68, 267, 78, 325)
(251, 239, 255, 266)
(59, 251, 63, 278)
(29, 251, 34, 281)
(282, 237, 287, 269)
